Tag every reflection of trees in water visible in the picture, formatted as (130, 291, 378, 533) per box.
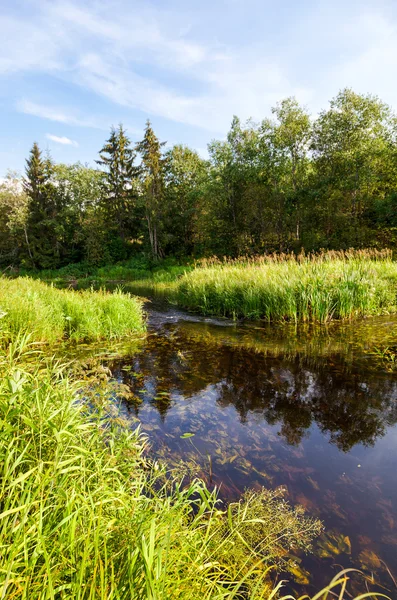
(111, 325, 397, 452)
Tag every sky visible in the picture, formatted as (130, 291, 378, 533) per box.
(1, 0, 397, 176)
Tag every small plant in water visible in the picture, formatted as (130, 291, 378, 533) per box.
(370, 346, 397, 371)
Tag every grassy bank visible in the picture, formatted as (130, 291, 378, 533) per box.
(0, 277, 145, 343)
(176, 250, 397, 322)
(0, 281, 389, 598)
(19, 249, 397, 323)
(15, 256, 192, 285)
(0, 336, 325, 599)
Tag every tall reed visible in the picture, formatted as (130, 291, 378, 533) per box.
(0, 335, 324, 599)
(177, 251, 397, 322)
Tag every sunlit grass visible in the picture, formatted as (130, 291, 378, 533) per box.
(0, 270, 393, 598)
(20, 256, 193, 284)
(0, 277, 145, 343)
(176, 250, 397, 322)
(0, 334, 325, 599)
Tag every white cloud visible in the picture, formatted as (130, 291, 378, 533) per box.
(4, 0, 397, 139)
(16, 100, 105, 129)
(46, 134, 79, 147)
(5, 1, 305, 133)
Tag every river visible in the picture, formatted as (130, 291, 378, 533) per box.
(100, 287, 397, 596)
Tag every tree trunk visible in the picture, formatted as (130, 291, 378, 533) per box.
(24, 224, 35, 267)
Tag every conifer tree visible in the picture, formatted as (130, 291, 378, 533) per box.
(96, 125, 139, 240)
(136, 120, 167, 259)
(23, 143, 59, 267)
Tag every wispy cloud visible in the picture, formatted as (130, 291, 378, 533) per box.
(16, 100, 105, 129)
(4, 0, 397, 139)
(6, 1, 307, 133)
(46, 134, 79, 147)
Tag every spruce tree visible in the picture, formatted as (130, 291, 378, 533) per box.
(136, 120, 167, 259)
(96, 125, 139, 241)
(23, 143, 60, 268)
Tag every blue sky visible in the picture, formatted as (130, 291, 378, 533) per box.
(1, 0, 397, 176)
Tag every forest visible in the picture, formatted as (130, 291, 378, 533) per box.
(2, 87, 397, 271)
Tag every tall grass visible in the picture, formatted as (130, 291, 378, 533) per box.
(176, 250, 397, 322)
(17, 256, 193, 284)
(0, 277, 145, 343)
(0, 336, 325, 599)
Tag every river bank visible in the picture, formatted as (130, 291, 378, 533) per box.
(1, 278, 371, 599)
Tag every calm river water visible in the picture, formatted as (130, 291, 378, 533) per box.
(104, 289, 397, 596)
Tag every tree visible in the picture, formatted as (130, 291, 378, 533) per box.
(0, 172, 29, 267)
(164, 145, 208, 255)
(96, 125, 139, 241)
(23, 143, 61, 268)
(271, 98, 312, 242)
(206, 117, 263, 255)
(311, 88, 397, 247)
(136, 121, 167, 259)
(53, 163, 104, 264)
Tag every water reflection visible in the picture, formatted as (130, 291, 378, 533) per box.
(112, 324, 397, 452)
(108, 309, 397, 594)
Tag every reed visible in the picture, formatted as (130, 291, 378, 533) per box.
(0, 335, 321, 599)
(177, 250, 397, 322)
(0, 277, 145, 343)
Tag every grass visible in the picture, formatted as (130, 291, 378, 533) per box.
(15, 256, 193, 285)
(0, 335, 324, 599)
(0, 281, 390, 598)
(22, 249, 397, 324)
(0, 277, 145, 343)
(176, 249, 397, 322)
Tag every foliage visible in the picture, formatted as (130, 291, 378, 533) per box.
(23, 144, 75, 269)
(0, 277, 145, 342)
(0, 171, 29, 266)
(175, 250, 397, 322)
(311, 89, 397, 248)
(136, 120, 167, 259)
(215, 487, 323, 575)
(18, 255, 192, 285)
(53, 162, 104, 264)
(96, 124, 140, 242)
(163, 144, 208, 255)
(4, 88, 397, 269)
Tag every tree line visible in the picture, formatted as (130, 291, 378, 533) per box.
(1, 88, 397, 269)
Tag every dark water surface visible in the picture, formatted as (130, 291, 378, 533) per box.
(106, 290, 397, 595)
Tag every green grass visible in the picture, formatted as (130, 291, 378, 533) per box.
(0, 283, 390, 598)
(176, 250, 397, 322)
(0, 335, 325, 599)
(0, 277, 145, 343)
(17, 256, 193, 285)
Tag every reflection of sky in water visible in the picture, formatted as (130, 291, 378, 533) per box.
(109, 306, 397, 595)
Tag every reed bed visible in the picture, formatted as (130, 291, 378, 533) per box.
(0, 277, 145, 343)
(177, 250, 397, 322)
